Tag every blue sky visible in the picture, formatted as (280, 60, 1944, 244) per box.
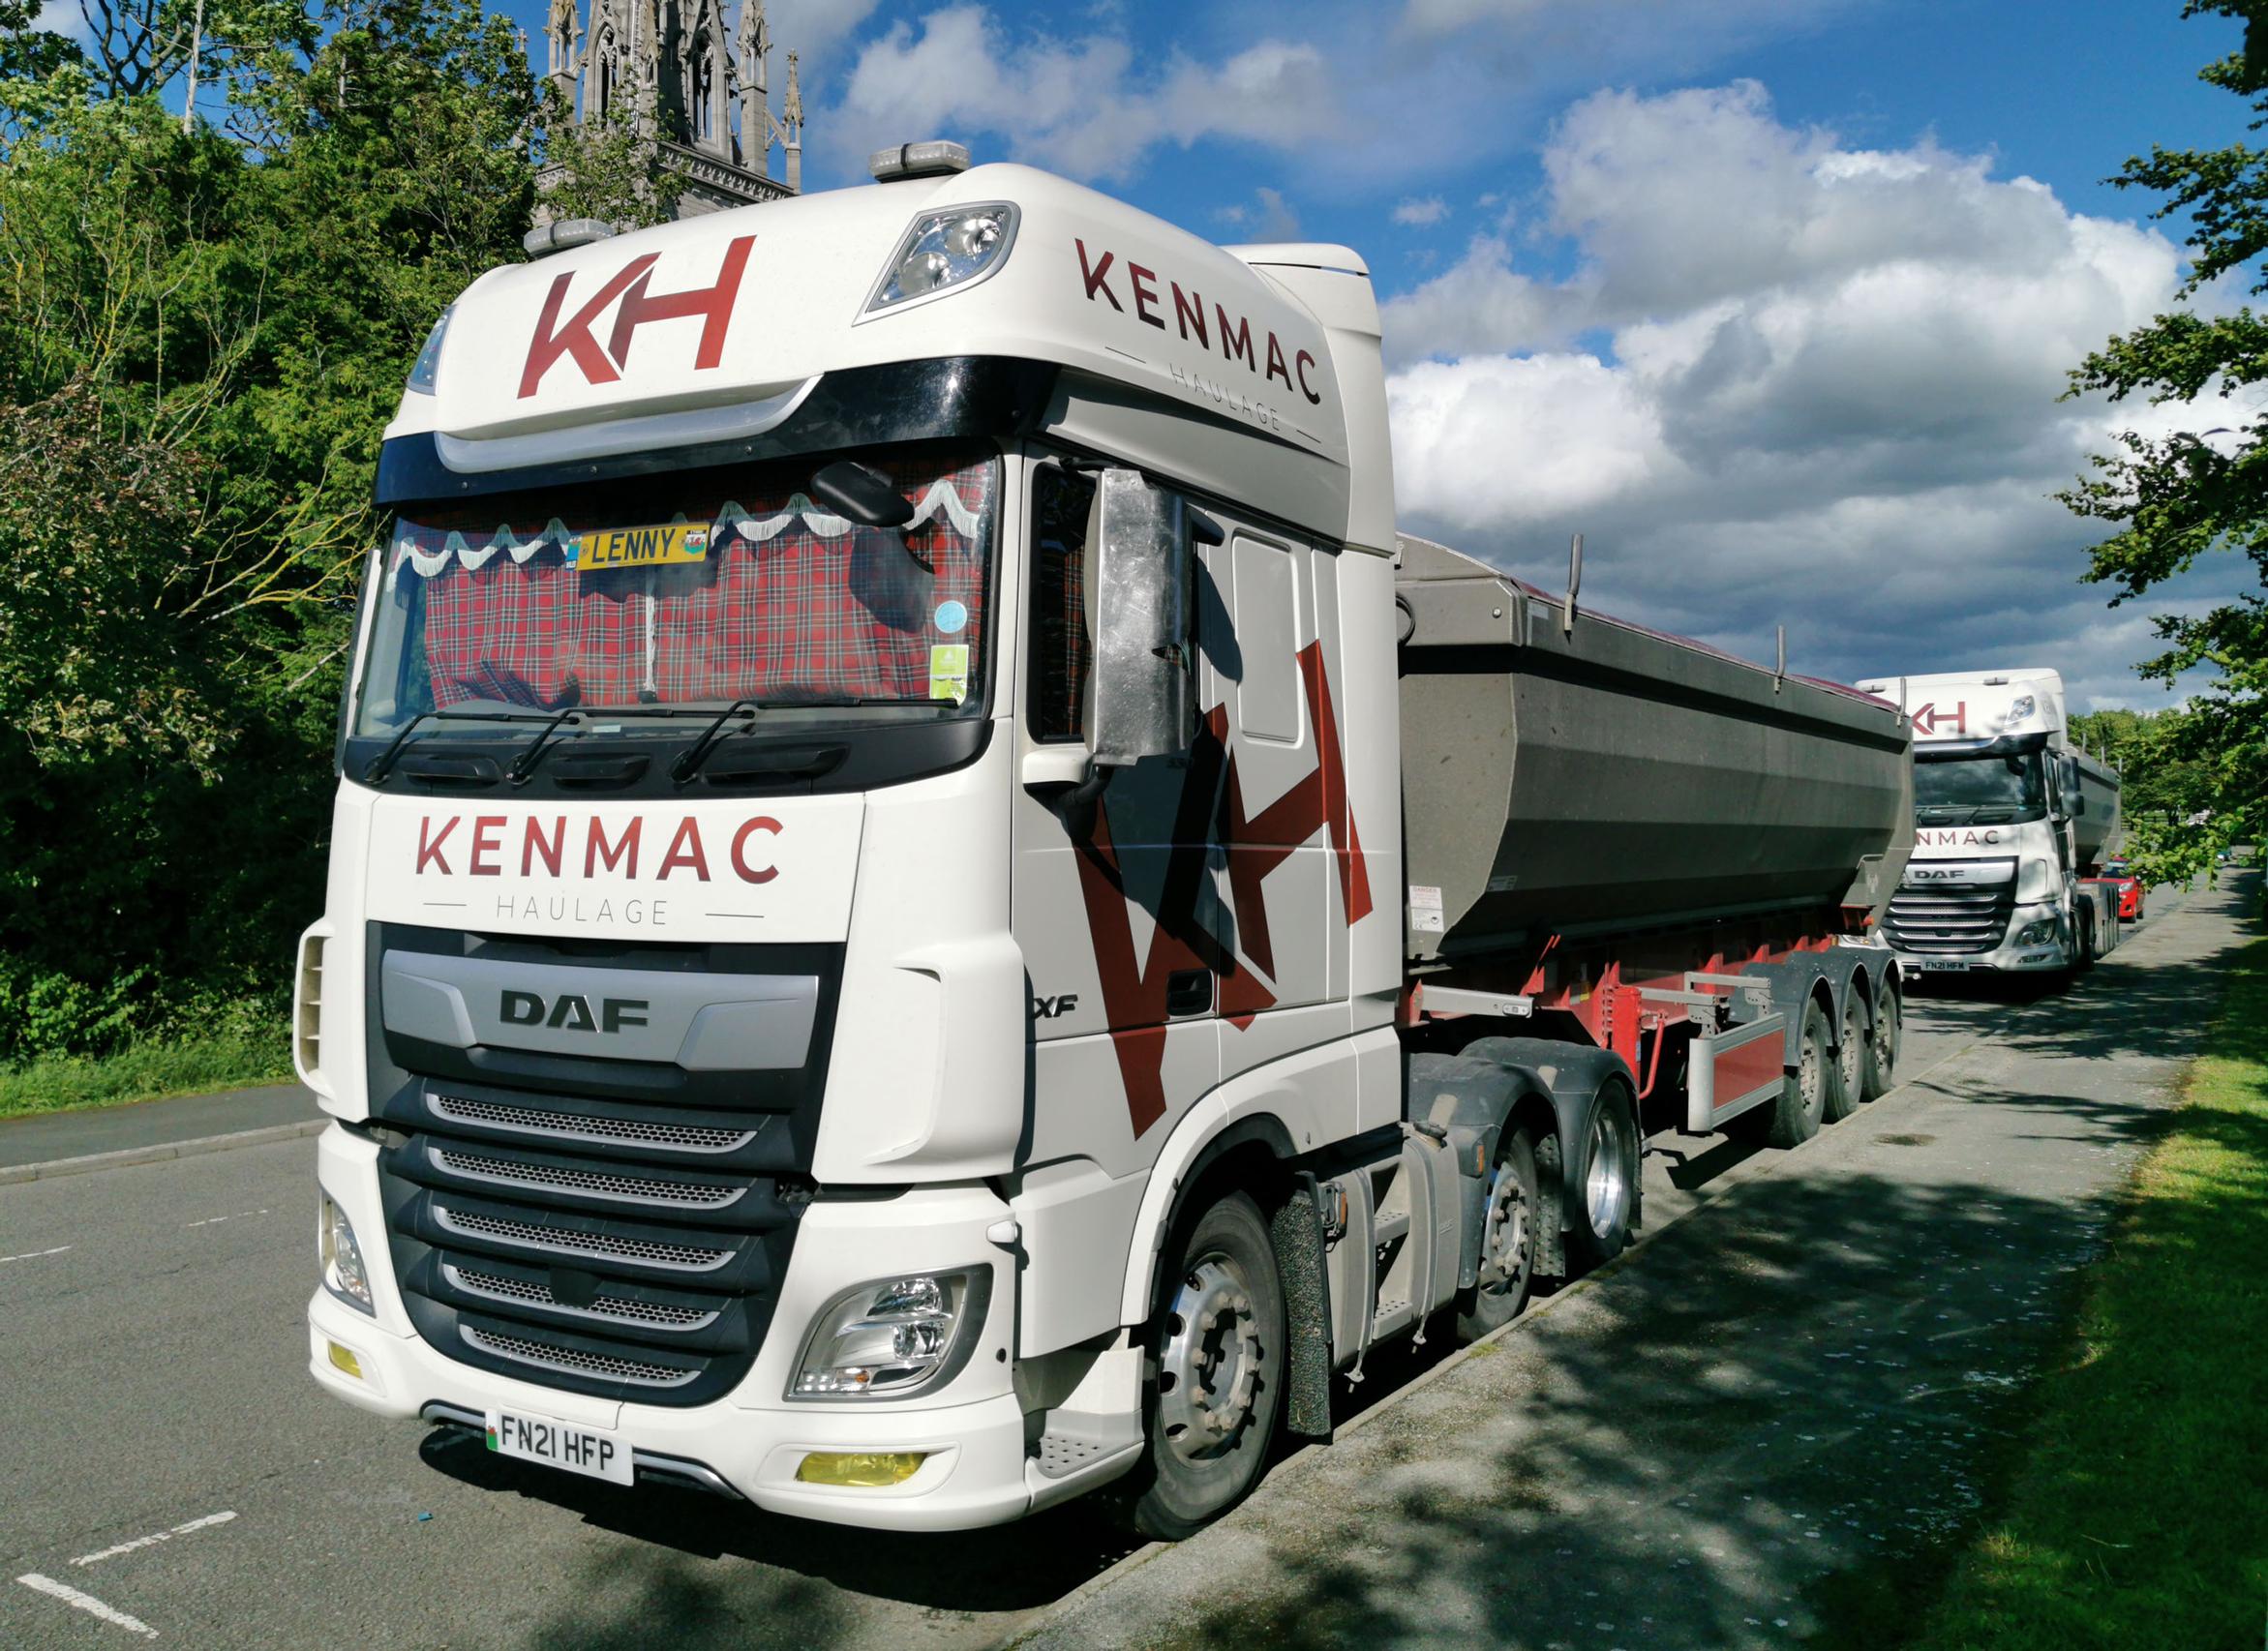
(420, 1, 2268, 704)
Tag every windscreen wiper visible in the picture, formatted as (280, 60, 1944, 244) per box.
(362, 707, 559, 785)
(670, 697, 873, 784)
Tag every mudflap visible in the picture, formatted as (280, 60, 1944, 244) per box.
(1270, 1174, 1336, 1440)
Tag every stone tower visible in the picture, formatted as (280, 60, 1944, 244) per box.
(538, 0, 805, 223)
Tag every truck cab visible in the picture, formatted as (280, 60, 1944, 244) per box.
(300, 149, 1404, 1532)
(1858, 669, 2120, 980)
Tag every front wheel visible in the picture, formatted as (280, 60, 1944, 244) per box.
(1119, 1191, 1285, 1541)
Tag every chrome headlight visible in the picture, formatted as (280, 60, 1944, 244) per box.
(318, 1190, 375, 1315)
(2014, 917, 2059, 946)
(788, 1270, 989, 1399)
(862, 204, 1019, 315)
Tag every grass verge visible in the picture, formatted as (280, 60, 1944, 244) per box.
(1902, 935, 2268, 1650)
(0, 1032, 293, 1122)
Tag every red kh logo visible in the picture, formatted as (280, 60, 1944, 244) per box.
(519, 235, 754, 399)
(1912, 700, 1966, 736)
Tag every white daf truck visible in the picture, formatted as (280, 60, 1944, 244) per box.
(301, 142, 1913, 1537)
(1855, 668, 2120, 983)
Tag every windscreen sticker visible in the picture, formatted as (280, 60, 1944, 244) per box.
(928, 644, 970, 704)
(933, 598, 969, 635)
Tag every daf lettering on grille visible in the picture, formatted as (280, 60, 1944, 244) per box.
(499, 989, 650, 1034)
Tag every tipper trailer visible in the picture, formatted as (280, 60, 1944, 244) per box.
(1856, 668, 2120, 983)
(301, 142, 1914, 1538)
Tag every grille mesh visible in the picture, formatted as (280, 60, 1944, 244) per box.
(434, 1147, 741, 1207)
(436, 1205, 729, 1271)
(463, 1325, 699, 1387)
(446, 1265, 714, 1329)
(1885, 884, 2015, 955)
(432, 1094, 750, 1153)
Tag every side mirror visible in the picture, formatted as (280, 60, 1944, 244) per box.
(1084, 467, 1194, 766)
(2058, 752, 2084, 816)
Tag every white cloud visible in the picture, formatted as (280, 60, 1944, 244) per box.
(832, 8, 1338, 183)
(1392, 195, 1450, 226)
(1383, 81, 2221, 710)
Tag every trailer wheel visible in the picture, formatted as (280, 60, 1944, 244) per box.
(1733, 999, 1829, 1148)
(1120, 1190, 1285, 1541)
(1567, 1083, 1640, 1270)
(1860, 975, 1900, 1101)
(1457, 1126, 1540, 1339)
(1823, 992, 1865, 1124)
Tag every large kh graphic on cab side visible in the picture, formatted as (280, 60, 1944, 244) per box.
(1072, 641, 1373, 1136)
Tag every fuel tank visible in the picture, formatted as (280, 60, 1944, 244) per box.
(1396, 535, 1913, 962)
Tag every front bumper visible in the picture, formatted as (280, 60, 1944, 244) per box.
(1891, 899, 2070, 975)
(307, 1124, 1052, 1531)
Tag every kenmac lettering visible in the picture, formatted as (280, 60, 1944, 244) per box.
(519, 235, 754, 399)
(1075, 239, 1323, 406)
(414, 814, 781, 884)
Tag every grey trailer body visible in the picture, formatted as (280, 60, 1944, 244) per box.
(1395, 535, 1914, 964)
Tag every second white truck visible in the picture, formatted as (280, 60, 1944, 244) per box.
(1857, 668, 2120, 983)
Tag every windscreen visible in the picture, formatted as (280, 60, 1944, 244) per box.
(356, 447, 997, 735)
(1914, 750, 2047, 825)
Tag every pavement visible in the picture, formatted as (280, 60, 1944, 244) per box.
(0, 1085, 318, 1176)
(0, 880, 2241, 1650)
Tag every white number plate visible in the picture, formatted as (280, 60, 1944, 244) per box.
(485, 1409, 633, 1485)
(1920, 959, 1977, 973)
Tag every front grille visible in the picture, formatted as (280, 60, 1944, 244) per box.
(371, 923, 840, 1409)
(444, 1264, 718, 1330)
(432, 1094, 752, 1153)
(431, 1147, 744, 1208)
(1884, 882, 2015, 955)
(435, 1205, 731, 1272)
(463, 1325, 701, 1388)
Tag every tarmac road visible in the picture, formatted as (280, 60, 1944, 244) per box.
(0, 883, 2229, 1650)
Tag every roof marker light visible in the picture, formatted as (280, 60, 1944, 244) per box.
(869, 139, 972, 182)
(522, 218, 618, 258)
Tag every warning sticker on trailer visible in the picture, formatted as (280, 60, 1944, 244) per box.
(1409, 885, 1444, 934)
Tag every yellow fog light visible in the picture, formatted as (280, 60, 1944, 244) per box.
(795, 1451, 927, 1488)
(326, 1340, 364, 1380)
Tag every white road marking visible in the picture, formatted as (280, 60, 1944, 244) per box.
(0, 1246, 70, 1264)
(71, 1511, 237, 1568)
(184, 1210, 270, 1229)
(15, 1574, 158, 1637)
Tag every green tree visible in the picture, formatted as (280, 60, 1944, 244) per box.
(2062, 0, 2268, 884)
(0, 0, 535, 1059)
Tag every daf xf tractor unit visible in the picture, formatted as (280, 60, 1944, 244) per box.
(301, 142, 1915, 1538)
(1856, 668, 2120, 983)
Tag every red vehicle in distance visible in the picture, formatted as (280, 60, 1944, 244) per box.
(2090, 859, 2144, 922)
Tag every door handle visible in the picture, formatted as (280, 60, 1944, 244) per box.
(1165, 969, 1213, 1016)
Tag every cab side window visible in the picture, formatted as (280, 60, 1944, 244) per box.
(1029, 465, 1094, 743)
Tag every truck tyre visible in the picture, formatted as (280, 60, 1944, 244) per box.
(1823, 991, 1865, 1124)
(1732, 999, 1829, 1148)
(1121, 1190, 1285, 1541)
(1566, 1083, 1640, 1271)
(1456, 1126, 1540, 1340)
(1860, 976, 1900, 1101)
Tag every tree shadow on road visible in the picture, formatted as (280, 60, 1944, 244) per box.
(425, 880, 2254, 1651)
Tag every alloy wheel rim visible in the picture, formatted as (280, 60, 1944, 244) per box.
(1586, 1108, 1629, 1234)
(1478, 1159, 1533, 1293)
(1158, 1255, 1261, 1463)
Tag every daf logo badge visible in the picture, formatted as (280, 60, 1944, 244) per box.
(499, 989, 650, 1034)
